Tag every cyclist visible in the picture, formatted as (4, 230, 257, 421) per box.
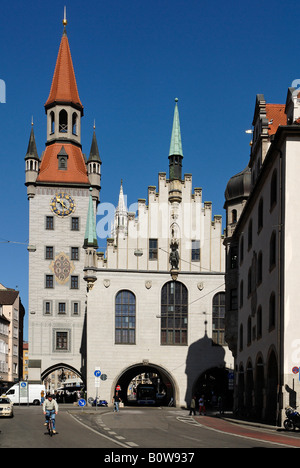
(43, 394, 58, 434)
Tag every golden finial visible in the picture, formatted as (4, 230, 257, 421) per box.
(63, 6, 67, 26)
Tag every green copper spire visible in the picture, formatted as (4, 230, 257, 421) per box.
(84, 188, 98, 248)
(169, 98, 183, 157)
(168, 98, 183, 181)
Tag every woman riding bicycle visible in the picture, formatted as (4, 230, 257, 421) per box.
(43, 394, 58, 434)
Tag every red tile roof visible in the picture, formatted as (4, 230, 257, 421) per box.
(45, 33, 83, 111)
(266, 104, 286, 135)
(37, 143, 89, 184)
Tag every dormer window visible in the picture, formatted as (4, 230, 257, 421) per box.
(57, 146, 68, 170)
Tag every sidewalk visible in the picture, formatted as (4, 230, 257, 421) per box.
(193, 412, 300, 448)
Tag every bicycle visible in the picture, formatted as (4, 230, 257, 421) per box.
(46, 410, 55, 436)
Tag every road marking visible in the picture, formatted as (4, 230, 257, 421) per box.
(69, 414, 129, 448)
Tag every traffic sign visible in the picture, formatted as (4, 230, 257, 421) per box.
(78, 398, 86, 407)
(100, 374, 107, 381)
(94, 370, 101, 378)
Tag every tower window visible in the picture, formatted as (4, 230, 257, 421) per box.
(57, 146, 68, 170)
(59, 109, 68, 133)
(70, 276, 79, 289)
(72, 112, 78, 135)
(50, 111, 55, 134)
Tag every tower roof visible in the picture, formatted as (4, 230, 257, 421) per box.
(37, 143, 89, 185)
(169, 98, 183, 157)
(25, 124, 39, 160)
(88, 128, 101, 163)
(84, 188, 98, 248)
(44, 28, 83, 113)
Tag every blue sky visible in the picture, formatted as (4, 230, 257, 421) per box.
(0, 0, 298, 340)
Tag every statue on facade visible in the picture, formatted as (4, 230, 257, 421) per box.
(169, 240, 180, 270)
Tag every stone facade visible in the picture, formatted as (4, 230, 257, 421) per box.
(85, 101, 232, 408)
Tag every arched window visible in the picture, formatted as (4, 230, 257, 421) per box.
(257, 306, 262, 339)
(50, 111, 55, 134)
(247, 316, 252, 345)
(270, 169, 277, 209)
(269, 231, 276, 269)
(269, 292, 276, 330)
(115, 290, 136, 344)
(59, 109, 68, 133)
(239, 324, 243, 351)
(231, 209, 237, 224)
(248, 219, 253, 250)
(161, 281, 188, 345)
(258, 198, 263, 231)
(212, 292, 225, 345)
(257, 251, 263, 285)
(72, 112, 78, 135)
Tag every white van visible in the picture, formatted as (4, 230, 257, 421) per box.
(5, 383, 45, 405)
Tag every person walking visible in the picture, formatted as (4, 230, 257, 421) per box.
(112, 392, 122, 412)
(198, 395, 206, 415)
(189, 396, 197, 416)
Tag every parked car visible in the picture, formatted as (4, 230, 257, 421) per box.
(0, 397, 14, 417)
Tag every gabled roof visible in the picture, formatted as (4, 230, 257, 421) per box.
(37, 143, 89, 184)
(44, 30, 83, 112)
(0, 289, 19, 306)
(266, 104, 286, 135)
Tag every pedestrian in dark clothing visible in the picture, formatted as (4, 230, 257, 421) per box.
(189, 396, 196, 415)
(112, 392, 122, 412)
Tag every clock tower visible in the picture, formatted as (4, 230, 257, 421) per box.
(26, 16, 100, 384)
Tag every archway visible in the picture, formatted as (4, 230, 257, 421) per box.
(193, 367, 233, 411)
(113, 363, 177, 407)
(41, 363, 84, 402)
(265, 350, 278, 425)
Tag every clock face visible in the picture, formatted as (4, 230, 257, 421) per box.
(50, 192, 76, 217)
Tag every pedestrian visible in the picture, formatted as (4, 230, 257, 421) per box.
(112, 392, 122, 412)
(218, 395, 224, 414)
(189, 396, 196, 416)
(41, 389, 45, 405)
(198, 395, 206, 415)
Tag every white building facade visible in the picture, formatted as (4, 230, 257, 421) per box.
(85, 100, 233, 408)
(224, 89, 300, 425)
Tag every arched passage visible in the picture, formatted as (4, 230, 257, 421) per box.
(113, 363, 177, 407)
(41, 362, 84, 395)
(193, 366, 233, 411)
(265, 350, 278, 425)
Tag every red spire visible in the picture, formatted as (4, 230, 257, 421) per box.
(45, 31, 83, 113)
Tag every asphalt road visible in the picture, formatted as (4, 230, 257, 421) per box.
(1, 405, 300, 450)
